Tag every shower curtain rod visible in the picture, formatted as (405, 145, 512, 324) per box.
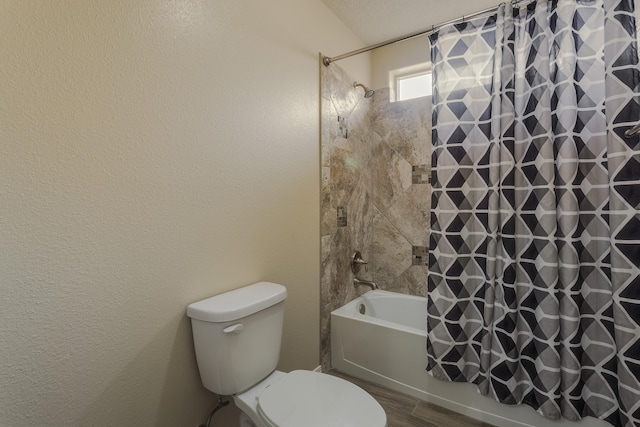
(323, 2, 513, 66)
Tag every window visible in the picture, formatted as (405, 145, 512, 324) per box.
(389, 62, 433, 103)
(396, 71, 432, 102)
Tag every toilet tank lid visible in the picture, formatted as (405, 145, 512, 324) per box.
(187, 282, 287, 322)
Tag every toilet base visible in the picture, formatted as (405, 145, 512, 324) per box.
(239, 412, 257, 427)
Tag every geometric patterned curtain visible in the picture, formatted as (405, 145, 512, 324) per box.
(426, 1, 640, 425)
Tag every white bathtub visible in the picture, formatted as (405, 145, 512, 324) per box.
(331, 290, 607, 427)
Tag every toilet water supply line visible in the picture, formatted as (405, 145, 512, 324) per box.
(199, 395, 230, 427)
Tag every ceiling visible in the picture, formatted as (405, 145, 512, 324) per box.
(322, 0, 503, 46)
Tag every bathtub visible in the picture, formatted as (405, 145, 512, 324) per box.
(331, 290, 607, 427)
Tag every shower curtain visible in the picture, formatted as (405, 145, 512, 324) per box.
(426, 0, 640, 425)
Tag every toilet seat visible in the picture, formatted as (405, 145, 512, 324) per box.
(256, 370, 386, 427)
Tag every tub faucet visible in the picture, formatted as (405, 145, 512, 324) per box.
(354, 277, 379, 291)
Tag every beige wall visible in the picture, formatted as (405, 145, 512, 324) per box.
(371, 35, 431, 90)
(0, 1, 368, 426)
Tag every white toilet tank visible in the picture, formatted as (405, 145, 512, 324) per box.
(187, 282, 287, 396)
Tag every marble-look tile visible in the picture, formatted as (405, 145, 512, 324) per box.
(323, 61, 348, 98)
(320, 233, 334, 372)
(320, 54, 333, 101)
(330, 226, 354, 307)
(390, 265, 429, 297)
(336, 206, 347, 228)
(338, 116, 349, 138)
(371, 214, 413, 290)
(321, 59, 434, 373)
(329, 67, 362, 118)
(370, 141, 413, 215)
(384, 184, 431, 246)
(371, 205, 383, 222)
(400, 97, 432, 166)
(319, 301, 333, 371)
(320, 234, 332, 304)
(372, 88, 432, 167)
(412, 246, 428, 266)
(347, 95, 374, 164)
(347, 177, 374, 255)
(330, 136, 361, 208)
(320, 167, 334, 236)
(321, 98, 337, 167)
(412, 164, 431, 184)
(370, 87, 394, 139)
(371, 88, 415, 136)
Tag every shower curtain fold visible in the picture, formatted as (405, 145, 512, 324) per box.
(426, 0, 640, 425)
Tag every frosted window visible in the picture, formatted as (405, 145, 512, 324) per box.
(397, 73, 432, 101)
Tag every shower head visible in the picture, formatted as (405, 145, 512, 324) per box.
(353, 82, 375, 98)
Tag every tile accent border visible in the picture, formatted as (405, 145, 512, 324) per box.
(412, 165, 431, 184)
(412, 245, 429, 266)
(338, 116, 348, 138)
(337, 206, 347, 227)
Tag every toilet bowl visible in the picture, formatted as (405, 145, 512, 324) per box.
(187, 281, 387, 427)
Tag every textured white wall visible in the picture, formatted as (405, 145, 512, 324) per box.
(0, 1, 368, 426)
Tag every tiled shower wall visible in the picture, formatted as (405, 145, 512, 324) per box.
(320, 61, 432, 370)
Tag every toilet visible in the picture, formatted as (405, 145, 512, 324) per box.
(187, 281, 387, 427)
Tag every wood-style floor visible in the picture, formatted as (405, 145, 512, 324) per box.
(329, 370, 497, 427)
